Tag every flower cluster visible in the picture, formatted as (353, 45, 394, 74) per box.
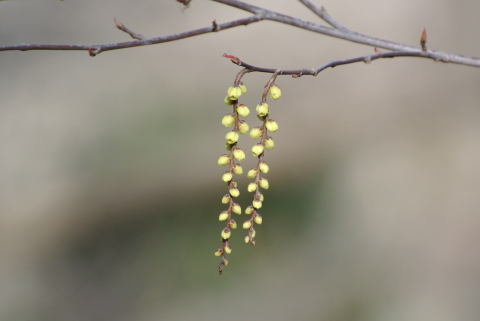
(215, 84, 249, 274)
(215, 76, 281, 274)
(243, 84, 280, 245)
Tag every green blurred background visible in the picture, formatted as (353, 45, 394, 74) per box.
(1, 1, 480, 320)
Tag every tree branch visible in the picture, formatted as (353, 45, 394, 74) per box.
(212, 0, 480, 67)
(224, 49, 453, 77)
(0, 15, 263, 55)
(297, 0, 350, 31)
(0, 0, 478, 68)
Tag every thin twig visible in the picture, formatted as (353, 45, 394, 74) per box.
(224, 50, 454, 77)
(212, 0, 480, 67)
(114, 17, 144, 40)
(297, 0, 349, 31)
(0, 0, 478, 68)
(0, 15, 263, 55)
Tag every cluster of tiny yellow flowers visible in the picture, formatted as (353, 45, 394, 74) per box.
(215, 78, 281, 274)
(244, 84, 280, 245)
(215, 83, 249, 274)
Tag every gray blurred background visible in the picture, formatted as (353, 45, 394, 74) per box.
(1, 0, 479, 320)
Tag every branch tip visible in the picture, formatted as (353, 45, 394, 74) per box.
(113, 17, 124, 29)
(223, 53, 240, 65)
(420, 28, 427, 52)
(114, 17, 144, 40)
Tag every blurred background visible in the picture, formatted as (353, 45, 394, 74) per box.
(1, 0, 479, 320)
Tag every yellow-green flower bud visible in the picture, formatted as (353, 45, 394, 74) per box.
(259, 161, 269, 173)
(221, 228, 231, 240)
(251, 144, 264, 156)
(224, 95, 234, 105)
(239, 84, 247, 95)
(238, 120, 249, 134)
(259, 178, 269, 189)
(258, 192, 264, 202)
(232, 164, 243, 175)
(231, 181, 238, 188)
(232, 148, 246, 161)
(269, 85, 282, 100)
(250, 229, 256, 238)
(222, 258, 229, 266)
(247, 182, 257, 192)
(236, 104, 250, 117)
(229, 219, 237, 229)
(265, 119, 279, 132)
(224, 244, 232, 254)
(254, 214, 263, 225)
(244, 236, 251, 243)
(218, 154, 231, 166)
(222, 194, 231, 204)
(227, 85, 242, 100)
(250, 127, 263, 140)
(229, 187, 240, 198)
(243, 221, 252, 229)
(264, 137, 275, 150)
(225, 130, 239, 144)
(224, 142, 233, 151)
(232, 203, 241, 214)
(219, 211, 229, 221)
(252, 198, 262, 209)
(247, 168, 258, 178)
(222, 171, 233, 182)
(215, 248, 223, 256)
(256, 102, 269, 116)
(222, 114, 235, 128)
(245, 205, 254, 215)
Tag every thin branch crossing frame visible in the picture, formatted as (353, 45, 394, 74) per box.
(0, 0, 478, 69)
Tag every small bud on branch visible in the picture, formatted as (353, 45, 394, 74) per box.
(420, 28, 427, 52)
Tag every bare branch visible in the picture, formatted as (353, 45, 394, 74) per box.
(223, 49, 457, 77)
(0, 15, 263, 55)
(212, 0, 480, 67)
(114, 17, 144, 40)
(0, 0, 478, 68)
(297, 0, 349, 31)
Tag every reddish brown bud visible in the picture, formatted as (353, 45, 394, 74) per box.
(114, 17, 124, 29)
(223, 53, 240, 64)
(420, 28, 427, 51)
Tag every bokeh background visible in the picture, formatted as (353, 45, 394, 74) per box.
(1, 0, 480, 320)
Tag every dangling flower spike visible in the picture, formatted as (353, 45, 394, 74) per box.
(215, 68, 250, 274)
